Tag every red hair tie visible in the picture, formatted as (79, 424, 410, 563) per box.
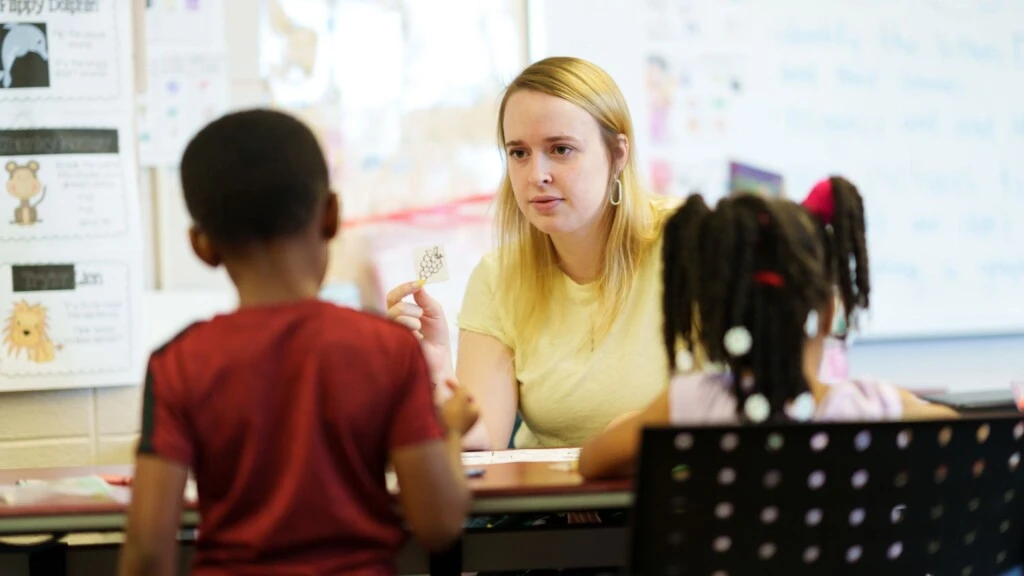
(753, 271, 785, 287)
(802, 178, 835, 225)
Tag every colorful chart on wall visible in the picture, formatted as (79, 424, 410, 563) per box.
(136, 0, 230, 167)
(640, 0, 1024, 340)
(0, 0, 145, 392)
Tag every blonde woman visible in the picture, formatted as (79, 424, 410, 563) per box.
(387, 57, 678, 450)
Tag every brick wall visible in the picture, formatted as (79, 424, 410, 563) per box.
(0, 387, 141, 469)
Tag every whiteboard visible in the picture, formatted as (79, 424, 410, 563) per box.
(534, 0, 1024, 340)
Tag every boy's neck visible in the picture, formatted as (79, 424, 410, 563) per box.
(224, 240, 325, 308)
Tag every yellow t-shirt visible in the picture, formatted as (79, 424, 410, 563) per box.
(457, 197, 680, 448)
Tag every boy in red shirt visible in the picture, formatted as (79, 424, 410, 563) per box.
(119, 109, 476, 576)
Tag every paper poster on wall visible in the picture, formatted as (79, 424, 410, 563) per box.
(0, 128, 129, 239)
(0, 262, 134, 379)
(137, 47, 229, 166)
(137, 0, 229, 166)
(0, 1, 122, 100)
(145, 0, 226, 46)
(0, 1, 145, 392)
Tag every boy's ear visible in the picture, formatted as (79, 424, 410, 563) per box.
(189, 226, 221, 268)
(321, 192, 340, 240)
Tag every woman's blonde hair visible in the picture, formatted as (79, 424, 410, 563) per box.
(495, 56, 662, 347)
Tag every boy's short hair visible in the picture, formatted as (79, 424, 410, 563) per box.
(180, 109, 330, 246)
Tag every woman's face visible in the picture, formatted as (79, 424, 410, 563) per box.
(502, 90, 625, 239)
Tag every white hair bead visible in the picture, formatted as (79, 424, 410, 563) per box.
(744, 393, 771, 423)
(674, 348, 694, 372)
(786, 392, 816, 422)
(723, 326, 752, 356)
(804, 310, 819, 338)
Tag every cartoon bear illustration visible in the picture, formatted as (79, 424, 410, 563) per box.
(5, 160, 46, 226)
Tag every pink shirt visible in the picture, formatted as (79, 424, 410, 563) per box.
(819, 338, 850, 384)
(669, 372, 904, 424)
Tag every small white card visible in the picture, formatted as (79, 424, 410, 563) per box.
(413, 245, 449, 284)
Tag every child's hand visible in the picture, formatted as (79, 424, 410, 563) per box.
(441, 380, 479, 436)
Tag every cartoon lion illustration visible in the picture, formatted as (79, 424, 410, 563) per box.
(3, 300, 56, 363)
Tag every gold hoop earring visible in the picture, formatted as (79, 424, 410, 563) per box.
(610, 178, 622, 206)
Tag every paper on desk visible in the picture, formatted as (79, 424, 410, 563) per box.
(0, 476, 119, 506)
(460, 448, 580, 466)
(185, 478, 198, 502)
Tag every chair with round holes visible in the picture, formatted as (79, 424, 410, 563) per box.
(628, 416, 1024, 576)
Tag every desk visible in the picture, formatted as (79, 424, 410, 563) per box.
(0, 463, 633, 575)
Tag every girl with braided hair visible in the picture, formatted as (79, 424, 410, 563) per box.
(801, 175, 871, 383)
(578, 193, 955, 479)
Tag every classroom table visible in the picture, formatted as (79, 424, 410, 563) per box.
(0, 460, 633, 575)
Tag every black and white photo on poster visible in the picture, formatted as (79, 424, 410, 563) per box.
(0, 22, 49, 89)
(0, 1, 118, 101)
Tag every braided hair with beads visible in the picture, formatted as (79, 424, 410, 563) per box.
(661, 192, 833, 421)
(801, 176, 871, 334)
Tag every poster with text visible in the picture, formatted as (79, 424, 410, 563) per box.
(137, 47, 229, 166)
(0, 0, 145, 393)
(0, 261, 135, 386)
(0, 128, 129, 239)
(0, 0, 123, 101)
(137, 0, 229, 166)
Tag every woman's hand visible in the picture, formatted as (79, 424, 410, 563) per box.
(386, 281, 453, 382)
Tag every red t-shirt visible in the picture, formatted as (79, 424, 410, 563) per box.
(137, 300, 444, 575)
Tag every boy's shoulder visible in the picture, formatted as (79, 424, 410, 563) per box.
(322, 301, 419, 334)
(322, 303, 422, 349)
(150, 301, 418, 361)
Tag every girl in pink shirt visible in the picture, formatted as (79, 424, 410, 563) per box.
(579, 192, 956, 479)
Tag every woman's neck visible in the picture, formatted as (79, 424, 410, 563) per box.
(550, 221, 609, 285)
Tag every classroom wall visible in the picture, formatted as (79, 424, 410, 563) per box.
(1, 1, 1021, 470)
(0, 3, 259, 469)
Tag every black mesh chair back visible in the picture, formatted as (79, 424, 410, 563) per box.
(629, 416, 1024, 576)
